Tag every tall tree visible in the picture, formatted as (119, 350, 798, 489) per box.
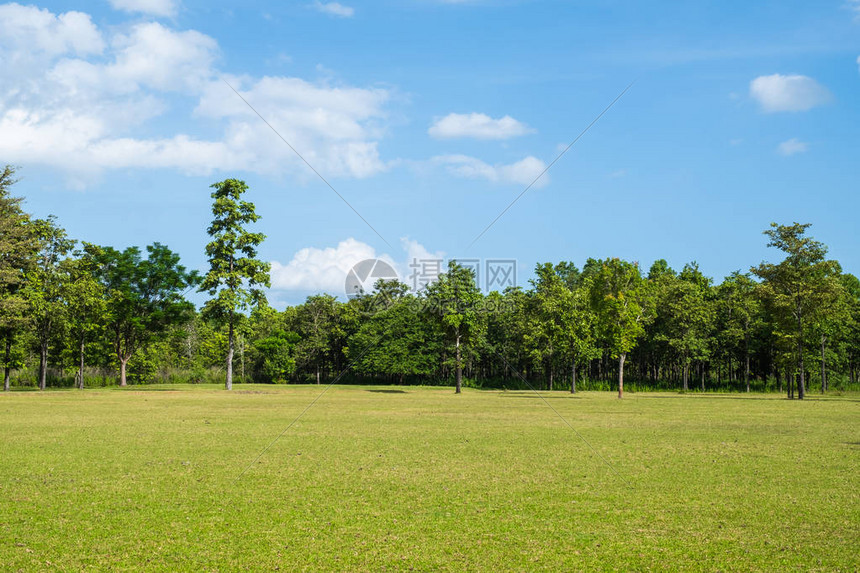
(751, 223, 840, 399)
(63, 248, 107, 389)
(665, 263, 714, 392)
(425, 261, 484, 393)
(840, 274, 860, 386)
(24, 216, 74, 390)
(293, 294, 340, 384)
(0, 166, 39, 391)
(92, 243, 198, 386)
(561, 277, 596, 394)
(525, 263, 568, 391)
(199, 179, 270, 390)
(590, 258, 651, 398)
(347, 283, 439, 384)
(717, 271, 760, 392)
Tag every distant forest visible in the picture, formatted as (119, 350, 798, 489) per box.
(2, 168, 858, 398)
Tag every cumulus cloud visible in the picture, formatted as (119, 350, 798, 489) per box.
(0, 4, 104, 59)
(433, 154, 549, 187)
(270, 238, 390, 292)
(428, 112, 534, 140)
(777, 138, 808, 156)
(108, 0, 178, 17)
(311, 1, 354, 17)
(0, 5, 393, 180)
(269, 237, 443, 294)
(749, 74, 832, 112)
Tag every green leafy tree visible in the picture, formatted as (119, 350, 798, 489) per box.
(562, 278, 597, 394)
(92, 243, 198, 386)
(663, 263, 714, 392)
(23, 216, 74, 390)
(0, 166, 39, 391)
(840, 274, 860, 386)
(810, 274, 850, 393)
(348, 283, 439, 384)
(752, 223, 841, 399)
(199, 179, 270, 390)
(524, 263, 568, 390)
(293, 294, 340, 384)
(62, 247, 107, 389)
(716, 271, 760, 392)
(425, 261, 484, 393)
(254, 329, 300, 382)
(590, 258, 651, 398)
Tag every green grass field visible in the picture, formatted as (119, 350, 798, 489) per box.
(1, 386, 858, 571)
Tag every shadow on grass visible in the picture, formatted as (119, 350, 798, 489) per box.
(633, 393, 860, 403)
(366, 389, 408, 394)
(496, 393, 581, 399)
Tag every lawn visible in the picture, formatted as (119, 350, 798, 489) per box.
(1, 385, 858, 571)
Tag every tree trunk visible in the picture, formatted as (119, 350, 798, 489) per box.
(682, 361, 689, 392)
(316, 366, 320, 385)
(796, 308, 805, 400)
(119, 355, 129, 387)
(3, 336, 11, 392)
(700, 362, 705, 392)
(240, 335, 245, 384)
(38, 342, 48, 390)
(548, 359, 553, 392)
(820, 334, 827, 393)
(225, 319, 234, 390)
(455, 329, 462, 394)
(744, 334, 751, 393)
(77, 336, 85, 390)
(617, 352, 626, 399)
(570, 360, 577, 394)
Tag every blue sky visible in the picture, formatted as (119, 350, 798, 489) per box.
(2, 0, 858, 306)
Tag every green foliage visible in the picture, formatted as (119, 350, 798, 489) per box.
(88, 242, 199, 385)
(752, 222, 843, 398)
(199, 178, 270, 320)
(589, 258, 651, 358)
(347, 293, 440, 383)
(199, 178, 270, 390)
(254, 330, 299, 382)
(424, 261, 485, 392)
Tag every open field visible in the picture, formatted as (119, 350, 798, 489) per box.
(1, 386, 858, 571)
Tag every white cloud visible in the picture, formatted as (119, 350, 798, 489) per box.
(433, 154, 549, 187)
(311, 1, 354, 17)
(0, 6, 394, 180)
(0, 4, 104, 59)
(270, 238, 389, 292)
(428, 112, 534, 140)
(108, 23, 217, 92)
(777, 138, 808, 156)
(749, 74, 832, 112)
(269, 237, 449, 294)
(195, 75, 391, 177)
(108, 0, 178, 17)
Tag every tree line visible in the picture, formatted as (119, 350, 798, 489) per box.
(2, 168, 858, 398)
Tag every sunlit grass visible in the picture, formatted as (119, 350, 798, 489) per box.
(1, 385, 857, 571)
